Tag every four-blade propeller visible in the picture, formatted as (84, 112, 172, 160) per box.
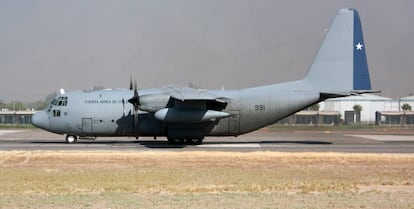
(128, 78, 140, 110)
(128, 77, 140, 137)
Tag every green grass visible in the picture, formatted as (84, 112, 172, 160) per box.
(0, 124, 35, 129)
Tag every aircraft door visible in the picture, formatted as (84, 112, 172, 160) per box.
(82, 118, 93, 134)
(229, 111, 240, 134)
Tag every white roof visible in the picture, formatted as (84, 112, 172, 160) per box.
(326, 94, 392, 101)
(400, 95, 414, 100)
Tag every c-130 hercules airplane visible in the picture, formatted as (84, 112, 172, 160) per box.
(32, 8, 377, 144)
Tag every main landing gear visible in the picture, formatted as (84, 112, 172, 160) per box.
(65, 135, 78, 144)
(167, 138, 203, 145)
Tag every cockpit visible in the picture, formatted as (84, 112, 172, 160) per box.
(47, 96, 68, 117)
(33, 96, 69, 133)
(50, 96, 68, 107)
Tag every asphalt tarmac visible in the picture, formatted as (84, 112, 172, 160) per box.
(1, 129, 414, 153)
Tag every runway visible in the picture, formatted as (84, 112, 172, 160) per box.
(0, 129, 414, 153)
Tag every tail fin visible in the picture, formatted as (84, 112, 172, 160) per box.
(304, 8, 372, 91)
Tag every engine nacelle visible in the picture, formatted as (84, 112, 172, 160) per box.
(154, 108, 230, 123)
(139, 94, 170, 112)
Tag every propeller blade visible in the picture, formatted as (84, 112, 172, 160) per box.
(126, 78, 140, 138)
(127, 79, 140, 110)
(134, 80, 138, 94)
(129, 76, 133, 90)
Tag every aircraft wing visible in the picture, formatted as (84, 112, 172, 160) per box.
(165, 86, 228, 104)
(149, 86, 230, 123)
(137, 86, 229, 113)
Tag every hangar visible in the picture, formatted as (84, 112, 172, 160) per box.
(320, 94, 399, 124)
(0, 110, 35, 125)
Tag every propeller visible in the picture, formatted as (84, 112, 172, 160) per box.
(128, 80, 140, 109)
(128, 78, 140, 138)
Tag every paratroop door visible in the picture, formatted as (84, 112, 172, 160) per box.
(229, 111, 240, 134)
(82, 118, 93, 134)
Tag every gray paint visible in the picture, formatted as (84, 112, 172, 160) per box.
(305, 9, 354, 91)
(32, 9, 375, 144)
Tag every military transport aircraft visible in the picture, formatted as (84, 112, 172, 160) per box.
(32, 8, 377, 144)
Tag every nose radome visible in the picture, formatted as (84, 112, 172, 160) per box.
(31, 111, 50, 130)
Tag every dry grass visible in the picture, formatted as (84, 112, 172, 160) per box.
(1, 151, 413, 193)
(0, 151, 413, 208)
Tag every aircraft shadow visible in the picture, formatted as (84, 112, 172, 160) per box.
(29, 140, 187, 148)
(139, 140, 332, 147)
(139, 141, 187, 148)
(30, 141, 134, 144)
(28, 140, 331, 148)
(258, 140, 332, 145)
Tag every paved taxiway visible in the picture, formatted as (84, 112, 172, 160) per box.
(1, 129, 414, 153)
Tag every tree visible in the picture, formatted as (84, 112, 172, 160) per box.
(0, 96, 4, 109)
(308, 103, 320, 111)
(402, 103, 412, 112)
(27, 92, 57, 110)
(5, 101, 27, 111)
(353, 104, 362, 124)
(353, 104, 362, 113)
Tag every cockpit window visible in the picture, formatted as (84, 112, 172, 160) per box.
(52, 97, 68, 106)
(51, 99, 57, 105)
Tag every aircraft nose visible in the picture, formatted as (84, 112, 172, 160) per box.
(31, 111, 50, 130)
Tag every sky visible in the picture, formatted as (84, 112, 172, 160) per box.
(1, 0, 414, 102)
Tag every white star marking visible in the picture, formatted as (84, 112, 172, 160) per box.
(356, 42, 363, 50)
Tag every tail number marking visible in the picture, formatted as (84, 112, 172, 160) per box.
(254, 105, 265, 111)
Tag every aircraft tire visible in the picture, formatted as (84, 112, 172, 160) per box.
(167, 138, 184, 144)
(66, 135, 78, 144)
(186, 138, 203, 145)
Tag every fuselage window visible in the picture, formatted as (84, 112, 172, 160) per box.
(53, 110, 61, 117)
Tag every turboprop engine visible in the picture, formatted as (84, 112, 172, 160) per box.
(154, 108, 230, 123)
(138, 94, 170, 112)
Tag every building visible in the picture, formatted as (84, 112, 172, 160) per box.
(277, 111, 340, 126)
(400, 96, 414, 110)
(319, 94, 398, 124)
(376, 111, 414, 126)
(0, 110, 35, 125)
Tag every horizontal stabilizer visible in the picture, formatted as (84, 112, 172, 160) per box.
(320, 90, 381, 100)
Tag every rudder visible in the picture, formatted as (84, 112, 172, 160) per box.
(353, 10, 371, 90)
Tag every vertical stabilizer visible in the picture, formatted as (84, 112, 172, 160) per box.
(304, 8, 372, 91)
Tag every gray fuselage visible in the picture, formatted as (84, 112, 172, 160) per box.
(34, 81, 320, 139)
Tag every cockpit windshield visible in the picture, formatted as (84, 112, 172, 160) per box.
(51, 96, 68, 106)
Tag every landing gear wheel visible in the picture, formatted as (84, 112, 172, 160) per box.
(186, 138, 203, 145)
(66, 135, 78, 144)
(167, 138, 184, 144)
